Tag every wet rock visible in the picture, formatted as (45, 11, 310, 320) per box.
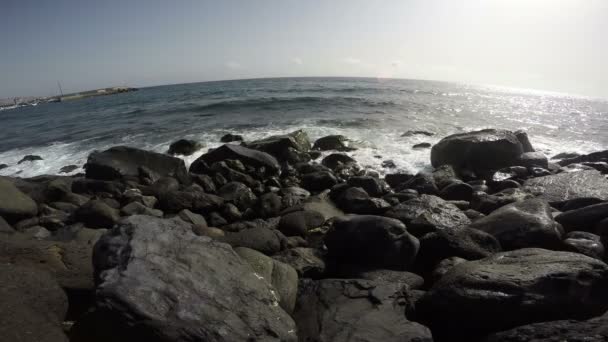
(555, 202, 608, 232)
(471, 187, 534, 214)
(59, 165, 79, 173)
(0, 216, 14, 233)
(0, 163, 7, 170)
(220, 133, 244, 143)
(167, 139, 202, 156)
(431, 129, 525, 174)
(218, 181, 258, 211)
(563, 231, 605, 260)
(17, 154, 43, 164)
(301, 171, 338, 192)
(157, 190, 224, 214)
(0, 264, 68, 342)
(381, 159, 396, 168)
(470, 198, 563, 250)
(557, 149, 608, 166)
(439, 181, 474, 201)
(281, 186, 310, 207)
(515, 151, 548, 168)
(524, 170, 608, 203)
(274, 247, 326, 278)
(235, 247, 298, 313)
(429, 256, 467, 284)
(177, 208, 207, 227)
(325, 215, 419, 270)
(334, 187, 391, 215)
(417, 248, 608, 340)
(312, 134, 356, 151)
(347, 176, 387, 197)
(0, 178, 38, 223)
(190, 143, 280, 175)
(416, 227, 501, 272)
(402, 130, 434, 137)
(246, 130, 311, 162)
(333, 267, 425, 289)
(283, 191, 344, 221)
(413, 142, 431, 149)
(396, 173, 439, 195)
(120, 201, 163, 217)
(514, 130, 535, 152)
(385, 172, 414, 189)
(74, 200, 120, 228)
(220, 226, 283, 255)
(85, 146, 189, 183)
(432, 165, 459, 190)
(385, 195, 471, 237)
(279, 210, 325, 236)
(294, 278, 433, 342)
(256, 192, 282, 218)
(483, 313, 608, 342)
(321, 153, 357, 170)
(72, 216, 296, 342)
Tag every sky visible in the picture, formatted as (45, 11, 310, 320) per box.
(1, 0, 607, 99)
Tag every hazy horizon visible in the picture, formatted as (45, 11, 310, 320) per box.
(2, 0, 607, 99)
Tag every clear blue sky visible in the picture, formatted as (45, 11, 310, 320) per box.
(2, 0, 607, 98)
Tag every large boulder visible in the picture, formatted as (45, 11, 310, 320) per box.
(431, 129, 525, 174)
(72, 215, 296, 342)
(417, 248, 608, 339)
(416, 227, 501, 272)
(274, 247, 326, 278)
(334, 187, 391, 215)
(74, 200, 121, 229)
(557, 149, 608, 166)
(555, 202, 608, 232)
(470, 198, 563, 250)
(190, 143, 280, 175)
(0, 177, 38, 223)
(294, 278, 433, 342)
(235, 247, 298, 313)
(167, 139, 202, 156)
(312, 135, 356, 151)
(220, 226, 283, 255)
(325, 215, 419, 270)
(384, 195, 471, 237)
(246, 130, 311, 162)
(483, 313, 608, 342)
(157, 190, 224, 214)
(217, 181, 257, 211)
(85, 146, 189, 183)
(279, 210, 325, 236)
(0, 264, 69, 342)
(524, 170, 608, 203)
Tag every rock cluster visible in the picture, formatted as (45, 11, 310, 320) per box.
(2, 128, 608, 341)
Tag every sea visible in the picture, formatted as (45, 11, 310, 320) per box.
(1, 77, 607, 178)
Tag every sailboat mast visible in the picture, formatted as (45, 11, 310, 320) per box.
(57, 81, 64, 96)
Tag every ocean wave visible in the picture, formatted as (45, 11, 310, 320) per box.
(190, 96, 398, 112)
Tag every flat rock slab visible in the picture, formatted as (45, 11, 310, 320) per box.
(72, 215, 296, 342)
(418, 248, 608, 339)
(294, 278, 433, 342)
(524, 170, 608, 203)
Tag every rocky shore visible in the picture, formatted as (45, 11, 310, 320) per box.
(2, 128, 608, 341)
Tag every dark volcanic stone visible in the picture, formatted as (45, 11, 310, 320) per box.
(397, 173, 439, 195)
(439, 181, 473, 201)
(74, 200, 120, 228)
(325, 215, 419, 270)
(555, 202, 608, 232)
(402, 130, 434, 137)
(431, 129, 525, 174)
(416, 227, 501, 272)
(515, 151, 548, 168)
(335, 187, 391, 215)
(59, 165, 79, 173)
(385, 195, 471, 237)
(73, 216, 296, 342)
(470, 198, 563, 250)
(294, 278, 433, 342)
(417, 248, 608, 340)
(413, 142, 431, 149)
(0, 164, 7, 170)
(167, 139, 202, 156)
(385, 173, 414, 189)
(563, 231, 605, 260)
(18, 154, 43, 164)
(347, 176, 387, 197)
(321, 153, 357, 170)
(0, 264, 68, 342)
(0, 178, 38, 223)
(220, 133, 244, 143)
(312, 134, 356, 151)
(190, 144, 280, 175)
(256, 192, 282, 218)
(157, 190, 224, 214)
(246, 130, 311, 162)
(274, 247, 326, 278)
(558, 149, 608, 166)
(524, 170, 608, 203)
(483, 313, 608, 342)
(279, 210, 325, 236)
(85, 146, 189, 183)
(218, 182, 257, 211)
(220, 226, 283, 255)
(301, 171, 338, 192)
